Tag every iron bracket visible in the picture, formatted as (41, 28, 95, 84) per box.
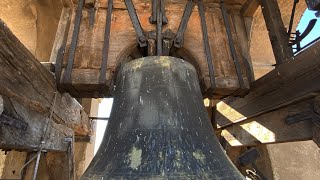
(125, 0, 147, 47)
(99, 0, 113, 95)
(198, 0, 216, 89)
(150, 0, 168, 25)
(173, 0, 194, 48)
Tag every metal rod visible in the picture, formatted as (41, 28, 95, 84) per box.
(198, 0, 216, 89)
(289, 19, 317, 45)
(161, 0, 168, 24)
(149, 0, 157, 24)
(173, 0, 194, 48)
(32, 153, 41, 180)
(157, 2, 163, 56)
(99, 0, 113, 95)
(288, 0, 299, 35)
(63, 0, 84, 96)
(90, 117, 110, 121)
(221, 0, 245, 89)
(294, 36, 320, 55)
(125, 0, 147, 47)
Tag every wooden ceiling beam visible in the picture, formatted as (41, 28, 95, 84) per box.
(241, 0, 260, 17)
(216, 40, 320, 128)
(220, 99, 316, 147)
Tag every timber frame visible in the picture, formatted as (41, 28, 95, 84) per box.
(0, 0, 319, 179)
(51, 0, 253, 98)
(0, 18, 91, 179)
(216, 36, 320, 147)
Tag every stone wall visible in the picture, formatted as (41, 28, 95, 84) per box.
(0, 0, 62, 61)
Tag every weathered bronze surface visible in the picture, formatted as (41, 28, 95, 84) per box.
(82, 56, 244, 179)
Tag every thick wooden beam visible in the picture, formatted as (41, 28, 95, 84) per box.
(0, 95, 73, 151)
(0, 19, 90, 136)
(260, 0, 293, 65)
(221, 99, 315, 146)
(241, 0, 260, 17)
(216, 40, 320, 128)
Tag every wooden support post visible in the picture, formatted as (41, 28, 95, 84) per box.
(49, 7, 72, 64)
(221, 99, 315, 146)
(313, 96, 320, 147)
(216, 40, 320, 128)
(260, 0, 293, 65)
(241, 0, 260, 17)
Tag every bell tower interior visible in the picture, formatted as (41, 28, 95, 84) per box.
(0, 0, 320, 179)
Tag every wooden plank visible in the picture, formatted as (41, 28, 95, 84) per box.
(216, 40, 320, 128)
(221, 99, 315, 146)
(0, 19, 91, 135)
(260, 0, 293, 65)
(0, 95, 73, 151)
(240, 0, 260, 17)
(98, 0, 246, 8)
(46, 152, 74, 180)
(61, 1, 249, 97)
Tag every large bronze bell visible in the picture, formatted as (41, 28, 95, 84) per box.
(82, 56, 244, 179)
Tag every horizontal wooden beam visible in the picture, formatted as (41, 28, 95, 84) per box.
(241, 0, 260, 17)
(0, 19, 91, 136)
(221, 99, 316, 146)
(216, 40, 320, 128)
(0, 95, 73, 151)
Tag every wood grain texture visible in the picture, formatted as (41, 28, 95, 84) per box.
(221, 99, 315, 146)
(216, 40, 320, 128)
(0, 96, 73, 151)
(240, 0, 260, 16)
(59, 0, 250, 97)
(260, 0, 293, 65)
(0, 20, 91, 136)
